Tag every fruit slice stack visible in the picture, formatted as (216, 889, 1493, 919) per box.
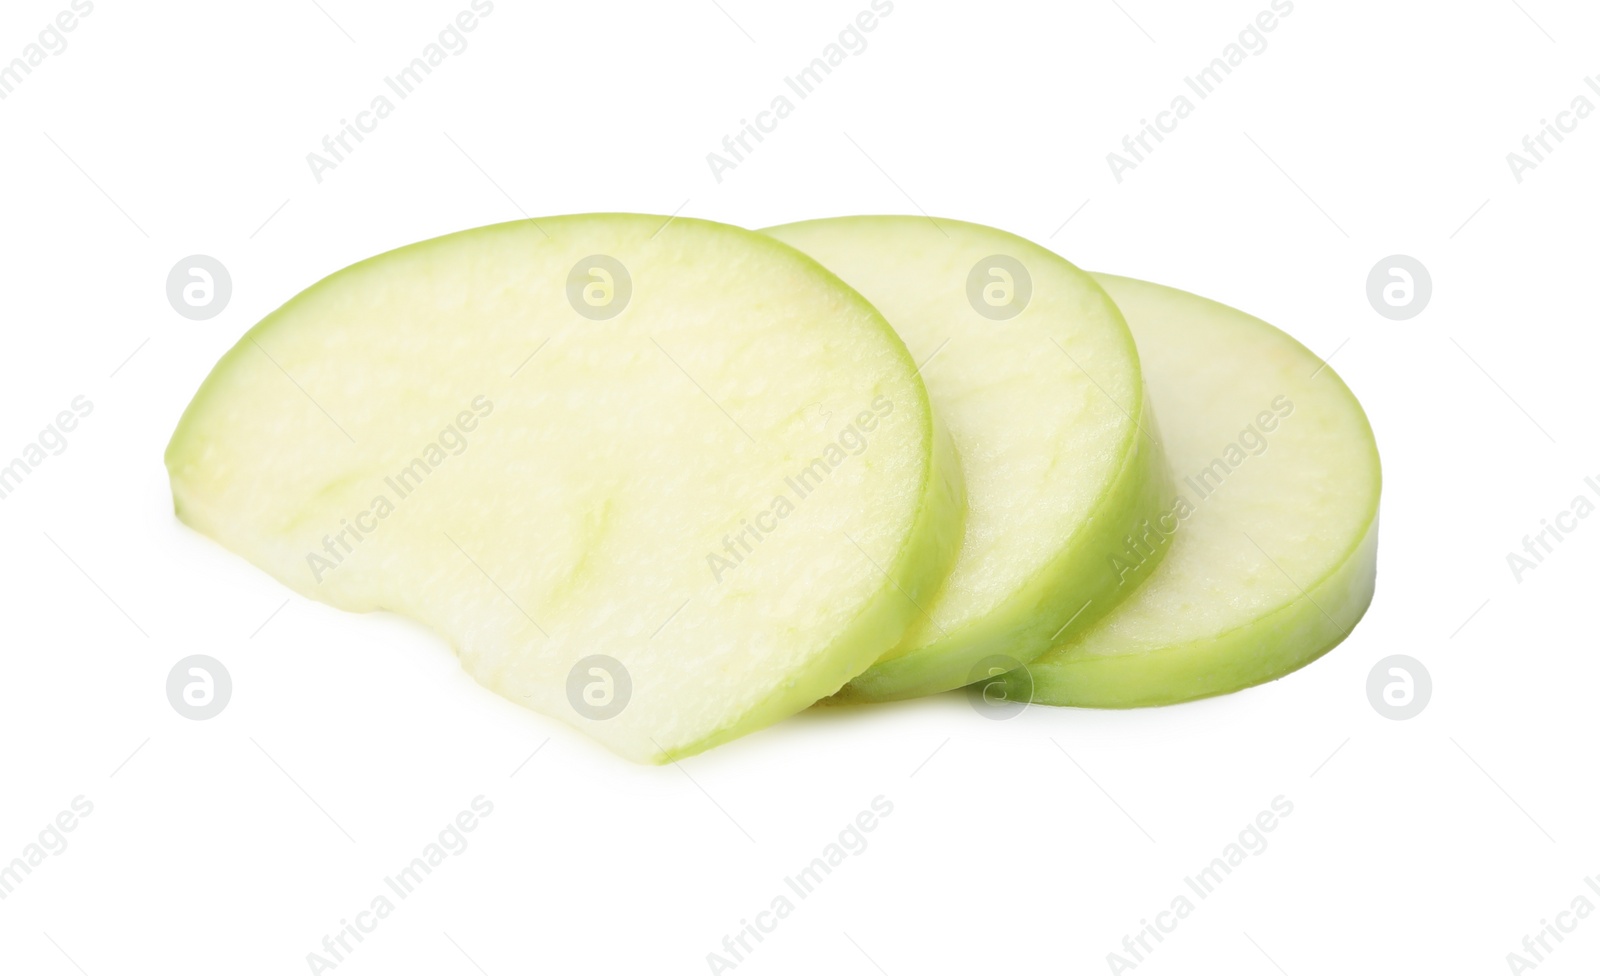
(166, 213, 1379, 762)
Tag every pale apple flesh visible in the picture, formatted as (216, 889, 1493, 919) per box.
(764, 218, 1173, 702)
(165, 215, 965, 762)
(1015, 273, 1381, 707)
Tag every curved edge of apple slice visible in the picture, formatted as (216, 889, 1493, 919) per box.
(656, 410, 968, 761)
(830, 382, 1175, 704)
(1023, 512, 1378, 707)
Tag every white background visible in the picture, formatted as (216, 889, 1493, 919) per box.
(1, 0, 1596, 973)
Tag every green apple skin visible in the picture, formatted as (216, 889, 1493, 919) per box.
(1022, 517, 1378, 707)
(833, 395, 1172, 703)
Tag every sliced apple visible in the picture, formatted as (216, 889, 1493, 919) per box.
(165, 215, 964, 762)
(764, 217, 1172, 701)
(1018, 274, 1381, 707)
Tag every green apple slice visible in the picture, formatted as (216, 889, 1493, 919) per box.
(764, 217, 1172, 701)
(1019, 274, 1381, 707)
(165, 215, 964, 762)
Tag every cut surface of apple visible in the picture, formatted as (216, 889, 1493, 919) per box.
(1018, 274, 1381, 707)
(165, 215, 964, 762)
(764, 217, 1172, 701)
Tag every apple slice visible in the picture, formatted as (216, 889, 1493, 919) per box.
(764, 217, 1172, 701)
(165, 215, 964, 762)
(1017, 274, 1381, 707)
